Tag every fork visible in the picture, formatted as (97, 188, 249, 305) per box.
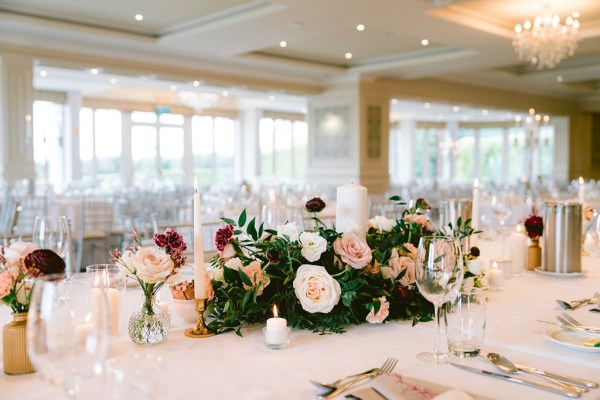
(557, 313, 600, 334)
(317, 358, 398, 399)
(589, 291, 600, 306)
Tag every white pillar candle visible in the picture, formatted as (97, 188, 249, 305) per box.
(488, 262, 505, 291)
(106, 288, 120, 335)
(265, 305, 288, 345)
(578, 177, 585, 204)
(193, 178, 207, 299)
(76, 313, 94, 345)
(335, 182, 368, 237)
(508, 225, 527, 276)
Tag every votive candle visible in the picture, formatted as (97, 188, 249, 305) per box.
(488, 262, 505, 291)
(265, 305, 288, 346)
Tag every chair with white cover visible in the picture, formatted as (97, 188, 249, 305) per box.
(74, 196, 114, 272)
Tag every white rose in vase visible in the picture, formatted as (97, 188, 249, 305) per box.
(122, 246, 174, 283)
(293, 264, 341, 314)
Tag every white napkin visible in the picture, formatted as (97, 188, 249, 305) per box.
(350, 373, 474, 400)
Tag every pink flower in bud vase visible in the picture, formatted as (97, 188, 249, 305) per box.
(215, 225, 234, 252)
(366, 296, 390, 324)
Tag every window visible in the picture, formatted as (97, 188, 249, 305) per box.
(259, 118, 307, 180)
(192, 116, 236, 184)
(80, 108, 122, 185)
(33, 101, 65, 190)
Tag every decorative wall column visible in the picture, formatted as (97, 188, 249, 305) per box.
(395, 119, 415, 185)
(0, 52, 35, 186)
(64, 91, 82, 184)
(306, 80, 390, 194)
(238, 108, 262, 184)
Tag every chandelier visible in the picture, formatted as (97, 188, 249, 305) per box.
(513, 10, 580, 69)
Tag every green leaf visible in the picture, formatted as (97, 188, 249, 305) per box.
(247, 218, 257, 240)
(238, 268, 253, 286)
(241, 289, 252, 308)
(238, 209, 247, 227)
(258, 222, 264, 239)
(223, 266, 237, 282)
(433, 254, 445, 263)
(221, 217, 237, 226)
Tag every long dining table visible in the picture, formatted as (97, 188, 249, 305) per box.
(1, 239, 600, 400)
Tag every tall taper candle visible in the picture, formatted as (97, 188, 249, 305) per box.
(472, 178, 480, 231)
(194, 179, 207, 299)
(578, 177, 585, 204)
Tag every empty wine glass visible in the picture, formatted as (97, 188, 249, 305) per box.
(33, 216, 71, 277)
(260, 205, 304, 231)
(415, 236, 464, 364)
(27, 273, 110, 397)
(491, 194, 512, 231)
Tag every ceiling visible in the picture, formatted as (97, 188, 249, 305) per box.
(1, 0, 600, 108)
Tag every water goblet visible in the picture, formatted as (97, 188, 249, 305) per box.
(415, 236, 464, 364)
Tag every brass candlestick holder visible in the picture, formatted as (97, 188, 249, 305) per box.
(184, 298, 215, 338)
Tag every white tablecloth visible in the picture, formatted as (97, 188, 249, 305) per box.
(2, 240, 600, 399)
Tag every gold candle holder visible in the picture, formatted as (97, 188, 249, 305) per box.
(184, 298, 215, 338)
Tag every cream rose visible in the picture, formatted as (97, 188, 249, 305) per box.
(241, 260, 270, 295)
(277, 222, 301, 242)
(381, 248, 416, 286)
(219, 243, 236, 259)
(367, 216, 396, 232)
(467, 259, 483, 275)
(299, 232, 327, 262)
(366, 296, 390, 324)
(211, 267, 225, 282)
(224, 257, 243, 271)
(293, 264, 341, 314)
(333, 233, 372, 269)
(122, 246, 174, 283)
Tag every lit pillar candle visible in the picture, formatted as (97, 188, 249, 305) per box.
(508, 225, 528, 276)
(335, 182, 368, 237)
(76, 313, 93, 345)
(488, 262, 505, 291)
(265, 305, 288, 345)
(106, 288, 120, 335)
(194, 178, 207, 299)
(578, 177, 585, 204)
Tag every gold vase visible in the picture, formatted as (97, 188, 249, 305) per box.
(3, 312, 34, 375)
(527, 242, 542, 271)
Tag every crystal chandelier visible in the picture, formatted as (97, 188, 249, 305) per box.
(513, 10, 580, 69)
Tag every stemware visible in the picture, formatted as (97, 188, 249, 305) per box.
(260, 205, 304, 231)
(33, 216, 71, 275)
(491, 193, 512, 233)
(414, 236, 464, 364)
(27, 274, 110, 397)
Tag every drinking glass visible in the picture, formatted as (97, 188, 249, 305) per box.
(86, 264, 127, 336)
(415, 236, 464, 364)
(445, 287, 486, 358)
(491, 194, 512, 232)
(27, 273, 110, 397)
(260, 205, 304, 231)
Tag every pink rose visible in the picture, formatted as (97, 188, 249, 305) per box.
(333, 233, 373, 269)
(203, 272, 214, 301)
(219, 243, 236, 259)
(400, 243, 417, 261)
(366, 296, 390, 324)
(241, 261, 270, 295)
(404, 214, 430, 230)
(3, 242, 38, 277)
(0, 271, 13, 299)
(121, 246, 175, 283)
(382, 248, 416, 286)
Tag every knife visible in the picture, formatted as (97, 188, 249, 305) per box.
(451, 363, 581, 398)
(514, 364, 599, 389)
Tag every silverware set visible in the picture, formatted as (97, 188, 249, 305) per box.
(312, 357, 397, 399)
(556, 291, 600, 310)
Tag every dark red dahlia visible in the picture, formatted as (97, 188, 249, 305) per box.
(305, 197, 326, 213)
(215, 225, 234, 252)
(24, 249, 66, 277)
(524, 215, 544, 240)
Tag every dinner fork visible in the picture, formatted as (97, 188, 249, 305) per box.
(317, 358, 398, 399)
(557, 314, 600, 334)
(589, 291, 600, 306)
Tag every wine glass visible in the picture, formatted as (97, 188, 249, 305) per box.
(27, 274, 110, 397)
(260, 205, 304, 231)
(491, 194, 512, 231)
(414, 236, 464, 364)
(33, 216, 71, 276)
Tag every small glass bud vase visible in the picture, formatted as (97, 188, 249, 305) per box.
(128, 294, 170, 346)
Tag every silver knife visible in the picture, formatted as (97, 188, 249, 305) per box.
(451, 363, 580, 398)
(514, 363, 599, 389)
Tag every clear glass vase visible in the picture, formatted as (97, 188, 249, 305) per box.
(128, 294, 170, 346)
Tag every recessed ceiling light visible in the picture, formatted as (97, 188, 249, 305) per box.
(421, 39, 429, 46)
(482, 109, 488, 115)
(424, 102, 431, 109)
(452, 106, 460, 112)
(170, 85, 177, 91)
(269, 95, 275, 102)
(193, 80, 200, 87)
(356, 24, 365, 31)
(25, 114, 32, 122)
(391, 99, 398, 105)
(110, 78, 117, 84)
(280, 41, 287, 48)
(90, 68, 99, 75)
(135, 14, 144, 21)
(39, 70, 47, 77)
(528, 108, 535, 114)
(222, 90, 229, 97)
(556, 76, 564, 82)
(543, 115, 550, 122)
(345, 52, 353, 59)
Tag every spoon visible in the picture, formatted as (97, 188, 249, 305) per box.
(485, 353, 586, 394)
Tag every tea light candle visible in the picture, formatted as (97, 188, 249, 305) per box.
(335, 182, 368, 237)
(509, 225, 527, 276)
(106, 288, 120, 335)
(76, 313, 94, 345)
(265, 305, 289, 348)
(488, 262, 505, 291)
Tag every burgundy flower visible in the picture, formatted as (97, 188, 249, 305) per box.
(305, 197, 326, 213)
(524, 215, 544, 239)
(266, 248, 280, 264)
(469, 246, 480, 258)
(215, 225, 234, 252)
(154, 229, 187, 255)
(24, 249, 65, 277)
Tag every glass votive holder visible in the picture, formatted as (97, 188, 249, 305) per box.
(445, 288, 486, 358)
(490, 258, 512, 280)
(263, 327, 291, 350)
(488, 261, 505, 291)
(86, 264, 127, 335)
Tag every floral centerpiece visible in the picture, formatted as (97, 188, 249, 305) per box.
(111, 228, 187, 345)
(208, 197, 478, 335)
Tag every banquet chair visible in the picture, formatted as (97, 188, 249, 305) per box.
(0, 197, 18, 235)
(74, 196, 114, 272)
(12, 195, 48, 236)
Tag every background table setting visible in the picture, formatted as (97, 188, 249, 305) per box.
(1, 180, 600, 399)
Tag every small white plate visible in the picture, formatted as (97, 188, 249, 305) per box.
(534, 267, 586, 278)
(545, 328, 600, 353)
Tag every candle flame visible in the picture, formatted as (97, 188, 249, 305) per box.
(273, 305, 279, 318)
(579, 177, 584, 185)
(194, 178, 199, 193)
(473, 178, 479, 188)
(492, 261, 498, 269)
(516, 224, 522, 233)
(84, 313, 92, 324)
